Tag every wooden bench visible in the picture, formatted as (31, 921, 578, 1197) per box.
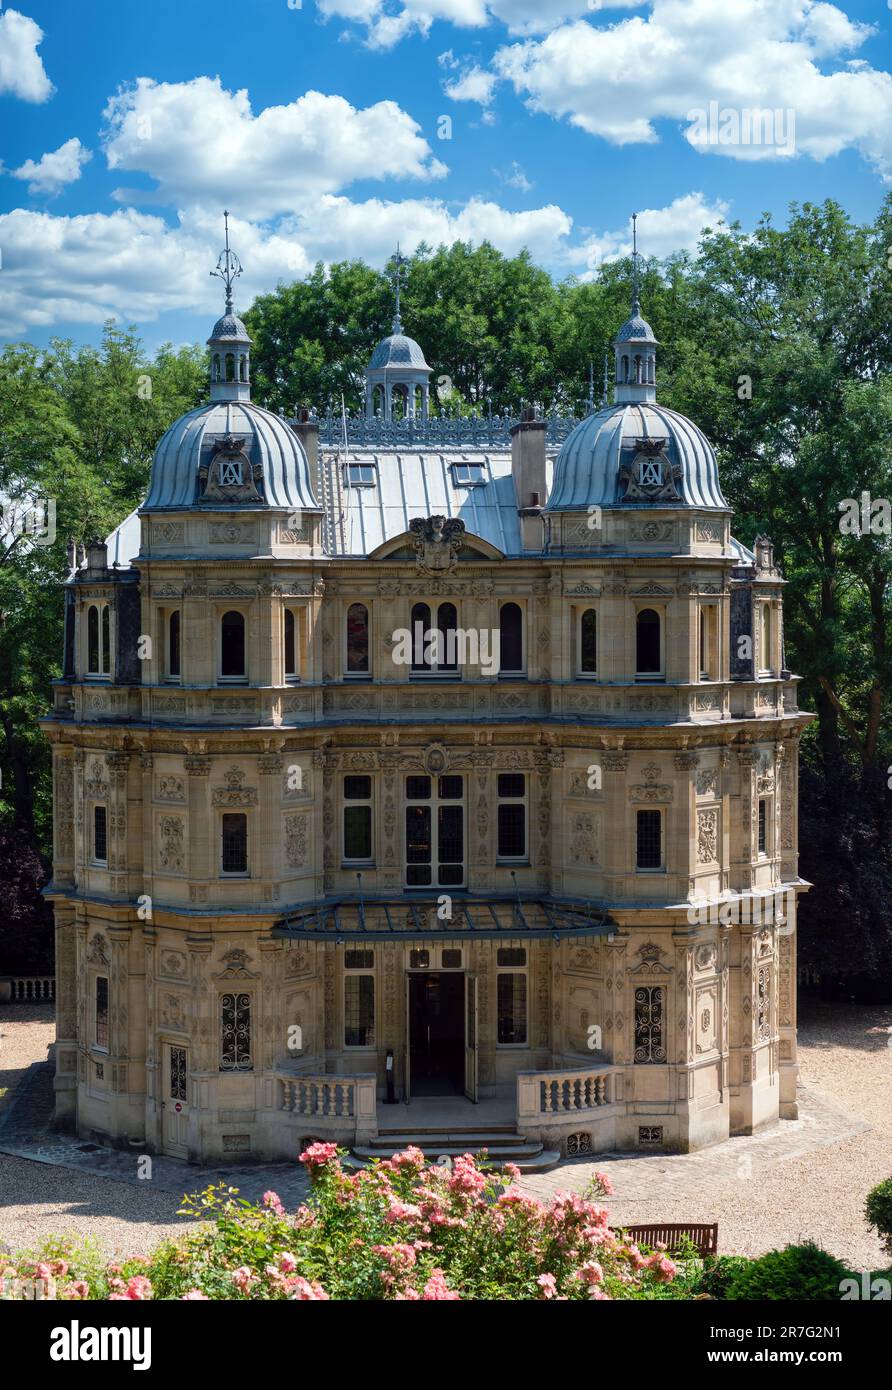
(619, 1222, 719, 1257)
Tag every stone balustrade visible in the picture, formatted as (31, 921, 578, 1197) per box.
(0, 976, 55, 1003)
(516, 1065, 620, 1126)
(276, 1072, 377, 1138)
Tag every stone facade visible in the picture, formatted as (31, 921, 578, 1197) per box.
(43, 250, 811, 1162)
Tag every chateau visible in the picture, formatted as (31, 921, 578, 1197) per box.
(44, 227, 810, 1166)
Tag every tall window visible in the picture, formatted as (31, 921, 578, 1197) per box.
(220, 993, 252, 1071)
(168, 611, 181, 680)
(497, 947, 527, 1045)
(758, 603, 773, 674)
(636, 808, 663, 870)
(579, 608, 597, 675)
(634, 986, 666, 1063)
(346, 603, 369, 675)
(220, 610, 246, 680)
(497, 773, 526, 860)
(221, 812, 248, 875)
(499, 603, 524, 674)
(284, 609, 297, 680)
(343, 776, 373, 862)
(93, 805, 108, 864)
(344, 950, 375, 1048)
(699, 604, 717, 680)
(758, 798, 767, 855)
(86, 603, 111, 676)
(405, 774, 464, 887)
(636, 608, 662, 678)
(95, 976, 109, 1050)
(411, 602, 459, 674)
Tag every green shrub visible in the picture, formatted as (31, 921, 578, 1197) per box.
(865, 1178, 892, 1259)
(700, 1254, 751, 1299)
(723, 1243, 853, 1301)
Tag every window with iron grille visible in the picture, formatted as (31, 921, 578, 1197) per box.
(579, 608, 597, 675)
(636, 809, 662, 870)
(634, 986, 666, 1063)
(758, 798, 767, 855)
(169, 1045, 187, 1102)
(95, 976, 109, 1050)
(220, 992, 253, 1071)
(221, 812, 248, 874)
(757, 967, 770, 1041)
(497, 772, 526, 860)
(93, 805, 108, 864)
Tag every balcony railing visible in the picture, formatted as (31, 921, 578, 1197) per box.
(516, 1065, 621, 1126)
(276, 1071, 377, 1138)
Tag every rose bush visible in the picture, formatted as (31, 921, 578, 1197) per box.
(0, 1145, 697, 1301)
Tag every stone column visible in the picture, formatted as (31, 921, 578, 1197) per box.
(185, 755, 212, 893)
(53, 747, 75, 889)
(468, 750, 493, 891)
(53, 909, 78, 1126)
(258, 752, 283, 892)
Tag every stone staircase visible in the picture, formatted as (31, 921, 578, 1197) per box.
(350, 1122, 560, 1173)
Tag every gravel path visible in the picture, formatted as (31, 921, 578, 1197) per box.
(0, 999, 889, 1267)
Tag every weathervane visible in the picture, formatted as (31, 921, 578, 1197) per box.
(211, 210, 243, 314)
(602, 350, 610, 409)
(391, 243, 408, 333)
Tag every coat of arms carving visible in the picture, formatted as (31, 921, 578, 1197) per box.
(409, 515, 465, 575)
(619, 437, 682, 501)
(198, 435, 264, 503)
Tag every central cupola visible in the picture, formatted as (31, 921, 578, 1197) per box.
(364, 245, 431, 421)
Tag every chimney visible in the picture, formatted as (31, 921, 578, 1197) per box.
(511, 409, 547, 550)
(84, 540, 108, 574)
(292, 407, 319, 481)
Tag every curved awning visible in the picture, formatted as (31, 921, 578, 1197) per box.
(273, 895, 615, 941)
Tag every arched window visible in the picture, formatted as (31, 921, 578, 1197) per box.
(101, 606, 110, 674)
(580, 608, 597, 674)
(168, 611, 181, 680)
(636, 608, 662, 677)
(238, 354, 247, 383)
(284, 609, 296, 679)
(437, 603, 458, 672)
(220, 610, 246, 679)
(87, 604, 100, 674)
(500, 603, 523, 674)
(346, 603, 369, 675)
(633, 354, 642, 383)
(212, 354, 221, 382)
(225, 352, 235, 382)
(411, 602, 431, 670)
(621, 355, 629, 383)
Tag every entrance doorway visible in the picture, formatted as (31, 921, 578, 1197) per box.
(161, 1042, 189, 1157)
(407, 972, 465, 1096)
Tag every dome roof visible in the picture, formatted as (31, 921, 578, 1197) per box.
(368, 332, 430, 371)
(548, 402, 728, 511)
(143, 400, 320, 512)
(614, 312, 657, 344)
(209, 312, 250, 341)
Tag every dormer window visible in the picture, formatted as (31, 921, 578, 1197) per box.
(451, 462, 486, 487)
(346, 462, 376, 488)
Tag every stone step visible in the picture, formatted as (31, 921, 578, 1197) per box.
(349, 1140, 561, 1173)
(369, 1130, 529, 1148)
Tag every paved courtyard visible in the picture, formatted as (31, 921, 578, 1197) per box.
(0, 999, 889, 1268)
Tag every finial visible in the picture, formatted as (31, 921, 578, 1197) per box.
(602, 350, 610, 408)
(587, 361, 594, 413)
(211, 210, 243, 315)
(630, 212, 641, 317)
(392, 243, 407, 334)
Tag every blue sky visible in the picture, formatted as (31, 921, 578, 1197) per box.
(1, 0, 890, 350)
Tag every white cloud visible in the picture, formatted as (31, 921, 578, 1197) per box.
(101, 77, 448, 217)
(497, 160, 533, 191)
(0, 8, 53, 102)
(571, 192, 730, 276)
(0, 192, 729, 336)
(494, 0, 892, 178)
(444, 64, 498, 104)
(10, 138, 91, 195)
(317, 0, 643, 46)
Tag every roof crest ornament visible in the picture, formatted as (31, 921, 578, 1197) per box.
(211, 210, 243, 315)
(630, 211, 641, 317)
